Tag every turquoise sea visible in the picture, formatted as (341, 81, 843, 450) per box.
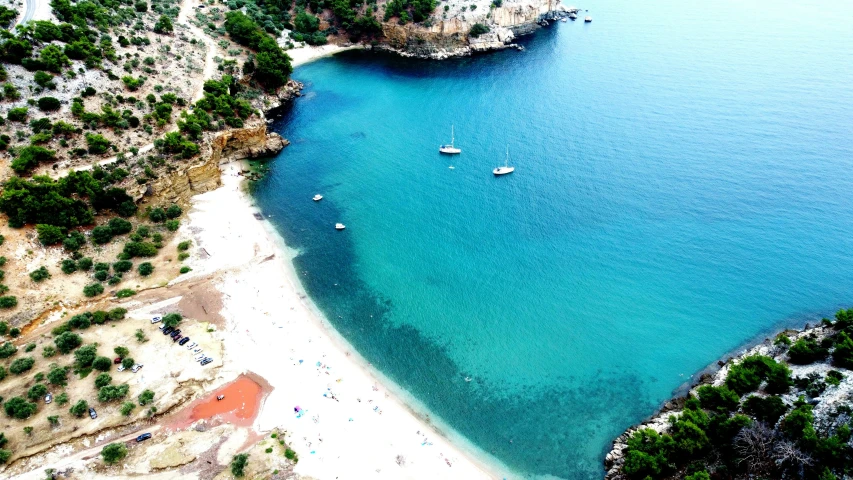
(252, 0, 853, 477)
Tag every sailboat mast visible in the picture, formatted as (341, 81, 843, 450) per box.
(451, 125, 455, 147)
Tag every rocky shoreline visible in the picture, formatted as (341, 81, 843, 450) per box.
(376, 4, 581, 60)
(603, 318, 853, 479)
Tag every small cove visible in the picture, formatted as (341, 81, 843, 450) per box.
(252, 0, 853, 477)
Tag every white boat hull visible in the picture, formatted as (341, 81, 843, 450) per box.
(439, 146, 461, 154)
(493, 167, 515, 175)
(335, 223, 346, 230)
(313, 195, 323, 201)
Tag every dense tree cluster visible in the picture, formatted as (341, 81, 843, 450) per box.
(0, 170, 136, 228)
(619, 309, 853, 480)
(224, 11, 292, 89)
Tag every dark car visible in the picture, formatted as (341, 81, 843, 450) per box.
(113, 357, 122, 364)
(136, 432, 152, 442)
(172, 335, 182, 342)
(179, 337, 190, 346)
(201, 358, 213, 366)
(169, 329, 181, 338)
(88, 407, 97, 419)
(163, 326, 174, 335)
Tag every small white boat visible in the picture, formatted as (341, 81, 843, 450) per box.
(584, 16, 592, 22)
(335, 223, 346, 230)
(569, 12, 577, 20)
(561, 17, 567, 22)
(493, 146, 515, 176)
(448, 166, 455, 170)
(439, 125, 462, 154)
(313, 194, 323, 201)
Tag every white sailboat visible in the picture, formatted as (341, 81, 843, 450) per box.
(439, 125, 462, 154)
(493, 146, 515, 176)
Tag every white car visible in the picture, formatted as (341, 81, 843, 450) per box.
(117, 365, 125, 372)
(193, 348, 202, 353)
(194, 353, 205, 360)
(44, 393, 52, 404)
(151, 316, 162, 324)
(187, 342, 197, 349)
(131, 364, 144, 373)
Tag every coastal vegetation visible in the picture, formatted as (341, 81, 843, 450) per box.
(614, 308, 853, 480)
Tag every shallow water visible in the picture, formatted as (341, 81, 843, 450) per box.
(252, 0, 853, 477)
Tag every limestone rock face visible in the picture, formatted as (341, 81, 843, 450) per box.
(379, 0, 572, 59)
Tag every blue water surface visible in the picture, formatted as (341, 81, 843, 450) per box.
(251, 0, 853, 477)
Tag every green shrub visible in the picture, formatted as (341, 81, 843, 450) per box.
(469, 23, 490, 37)
(696, 385, 739, 413)
(47, 366, 68, 386)
(9, 327, 19, 337)
(83, 283, 104, 297)
(231, 453, 249, 477)
(85, 134, 111, 154)
(11, 145, 57, 174)
(30, 266, 51, 282)
(54, 331, 82, 353)
(781, 398, 816, 444)
(8, 107, 28, 122)
(4, 396, 38, 419)
(77, 257, 94, 270)
(27, 383, 48, 401)
(826, 370, 844, 386)
(61, 259, 78, 274)
(94, 372, 112, 388)
(74, 344, 97, 368)
(162, 313, 182, 327)
(113, 260, 133, 273)
(93, 356, 112, 371)
(94, 270, 108, 281)
(37, 96, 61, 111)
(178, 240, 191, 251)
(56, 392, 68, 405)
(116, 289, 136, 298)
(788, 337, 828, 364)
(98, 383, 129, 402)
(725, 355, 791, 396)
(138, 389, 154, 405)
(42, 345, 56, 358)
(180, 266, 192, 274)
(121, 357, 135, 369)
(24, 343, 36, 352)
(148, 207, 167, 223)
(137, 262, 154, 276)
(108, 217, 133, 235)
(622, 428, 673, 479)
(165, 219, 179, 231)
(10, 357, 35, 374)
(101, 442, 128, 464)
(0, 297, 16, 309)
(63, 231, 86, 251)
(91, 226, 114, 244)
(831, 332, 853, 369)
(36, 224, 65, 245)
(69, 399, 88, 417)
(0, 342, 17, 358)
(123, 242, 157, 257)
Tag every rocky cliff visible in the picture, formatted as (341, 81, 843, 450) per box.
(141, 123, 287, 207)
(379, 0, 577, 59)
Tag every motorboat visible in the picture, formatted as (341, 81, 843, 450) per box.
(313, 194, 323, 201)
(335, 223, 346, 230)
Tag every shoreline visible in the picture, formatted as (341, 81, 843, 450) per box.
(183, 161, 507, 479)
(287, 43, 366, 68)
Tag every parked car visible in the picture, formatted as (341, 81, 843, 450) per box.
(193, 348, 202, 353)
(179, 337, 190, 346)
(44, 393, 52, 404)
(163, 326, 174, 335)
(201, 358, 213, 366)
(131, 364, 143, 373)
(172, 335, 182, 342)
(159, 324, 167, 331)
(89, 407, 97, 419)
(151, 316, 162, 324)
(117, 365, 125, 372)
(113, 357, 122, 364)
(169, 329, 182, 338)
(136, 433, 152, 442)
(194, 354, 205, 361)
(187, 342, 197, 349)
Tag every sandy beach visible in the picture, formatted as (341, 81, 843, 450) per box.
(287, 43, 365, 68)
(180, 162, 498, 479)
